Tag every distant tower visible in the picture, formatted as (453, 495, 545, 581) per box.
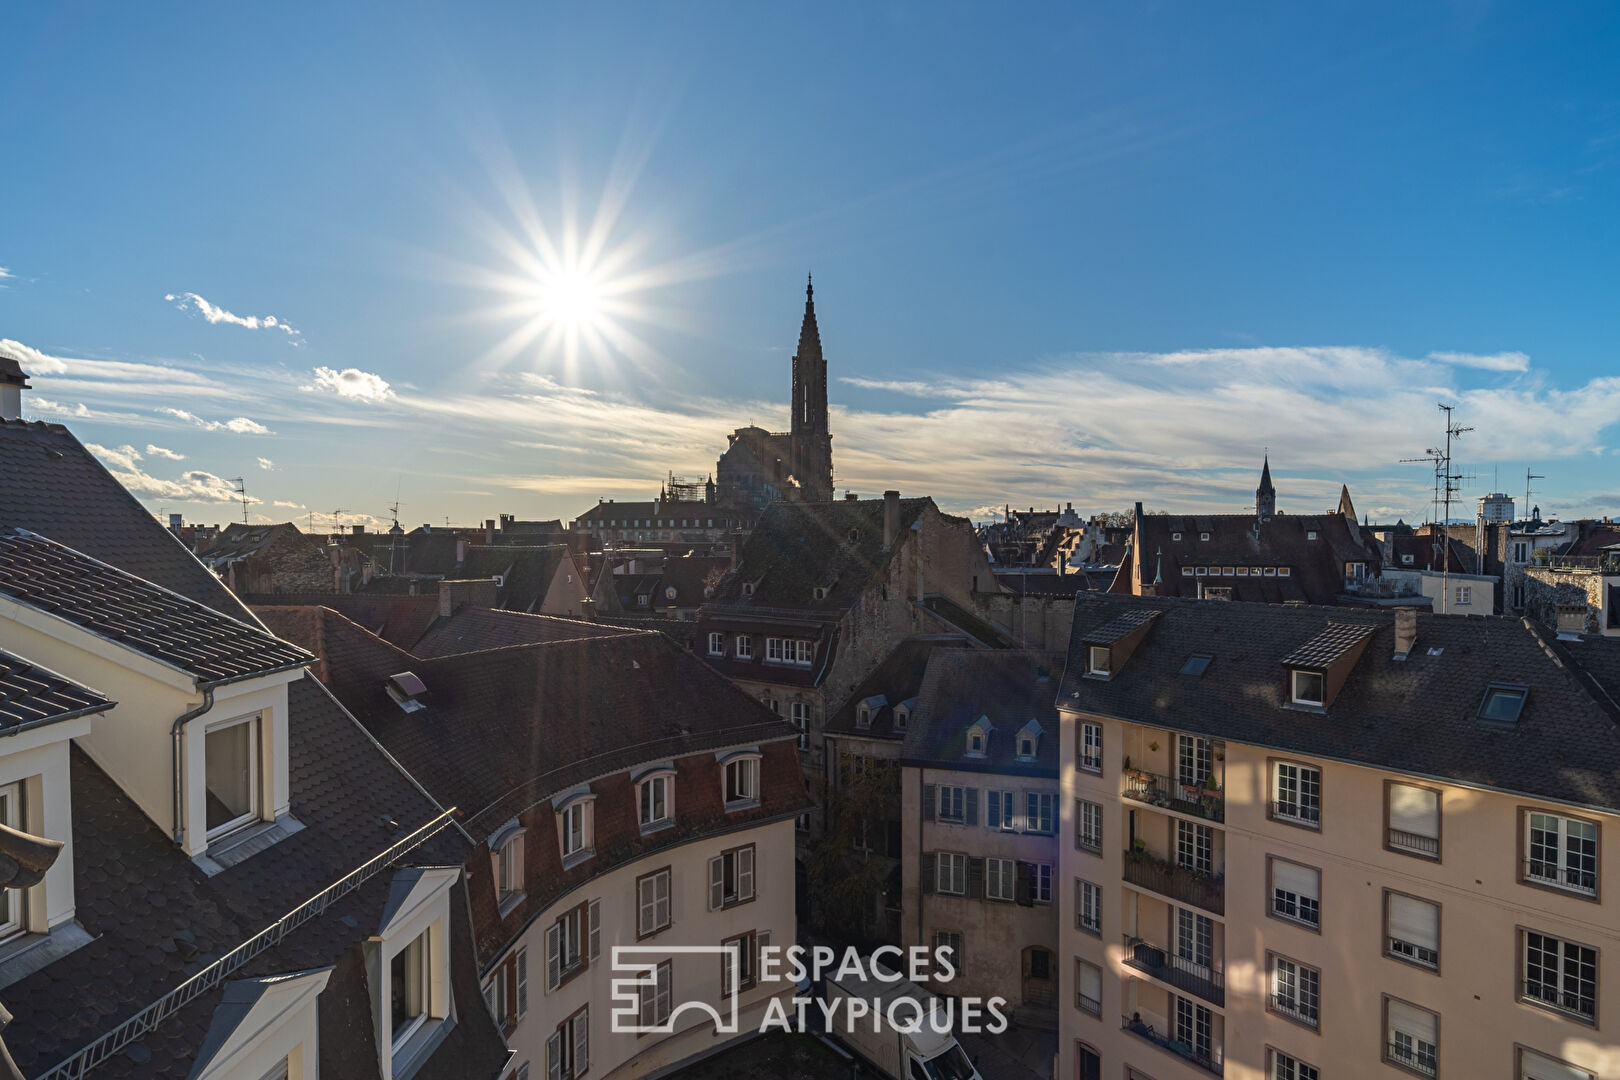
(1256, 453, 1276, 518)
(790, 274, 834, 501)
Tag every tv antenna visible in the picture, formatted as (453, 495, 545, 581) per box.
(1525, 467, 1545, 520)
(330, 509, 346, 537)
(227, 478, 249, 524)
(1436, 404, 1473, 613)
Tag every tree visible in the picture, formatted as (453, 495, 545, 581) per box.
(806, 751, 899, 948)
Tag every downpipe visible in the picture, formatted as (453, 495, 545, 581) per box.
(171, 689, 214, 845)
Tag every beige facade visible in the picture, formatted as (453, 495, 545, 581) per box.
(1058, 710, 1620, 1080)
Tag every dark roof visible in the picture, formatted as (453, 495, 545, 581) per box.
(459, 545, 572, 612)
(0, 648, 113, 730)
(900, 650, 1063, 776)
(1278, 622, 1376, 669)
(4, 676, 505, 1079)
(707, 496, 932, 612)
(409, 606, 629, 658)
(1386, 533, 1471, 573)
(1080, 608, 1161, 646)
(0, 530, 312, 686)
(659, 555, 730, 606)
(1060, 593, 1620, 811)
(197, 522, 310, 567)
(249, 593, 443, 651)
(993, 571, 1095, 597)
(0, 419, 252, 620)
(1557, 636, 1620, 722)
(823, 638, 970, 740)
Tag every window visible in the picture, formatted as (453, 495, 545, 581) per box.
(1177, 908, 1214, 973)
(1522, 930, 1597, 1021)
(1176, 735, 1212, 788)
(708, 845, 755, 909)
(1025, 792, 1056, 835)
(483, 948, 529, 1033)
(1514, 542, 1530, 563)
(813, 586, 828, 600)
(735, 634, 752, 660)
(496, 831, 526, 909)
(723, 756, 758, 810)
(1270, 858, 1320, 928)
(965, 725, 987, 757)
(987, 858, 1015, 901)
(1524, 811, 1598, 896)
(1177, 820, 1213, 874)
(934, 931, 963, 975)
(638, 774, 673, 830)
(1384, 997, 1438, 1077)
(1516, 1048, 1595, 1080)
(1514, 583, 1525, 608)
(391, 929, 432, 1049)
(938, 785, 967, 824)
(0, 782, 23, 942)
(936, 853, 967, 895)
(1075, 799, 1102, 853)
(1175, 996, 1213, 1064)
(1289, 670, 1324, 706)
(204, 715, 259, 840)
(638, 961, 672, 1028)
(1076, 879, 1101, 934)
(1386, 891, 1439, 969)
(1455, 585, 1471, 605)
(1387, 783, 1440, 858)
(1017, 733, 1037, 759)
(893, 703, 910, 731)
(1180, 653, 1212, 675)
(742, 582, 755, 596)
(720, 931, 757, 995)
(1079, 723, 1102, 772)
(547, 1006, 588, 1080)
(638, 868, 671, 937)
(1088, 646, 1110, 675)
(1172, 531, 1183, 540)
(1200, 532, 1210, 541)
(545, 904, 590, 990)
(790, 702, 809, 752)
(1033, 863, 1053, 904)
(707, 632, 724, 656)
(1075, 959, 1101, 1015)
(986, 789, 1014, 831)
(1272, 761, 1321, 827)
(1477, 684, 1528, 725)
(559, 798, 594, 864)
(1270, 955, 1320, 1028)
(1272, 1050, 1320, 1080)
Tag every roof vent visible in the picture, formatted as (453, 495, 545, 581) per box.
(386, 672, 427, 713)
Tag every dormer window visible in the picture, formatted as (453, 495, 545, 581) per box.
(965, 719, 990, 758)
(894, 698, 914, 732)
(1200, 532, 1210, 541)
(1401, 554, 1415, 565)
(813, 585, 829, 600)
(1016, 718, 1044, 760)
(377, 867, 457, 1079)
(720, 752, 761, 812)
(1088, 647, 1110, 677)
(1478, 684, 1528, 726)
(741, 581, 756, 596)
(1290, 670, 1325, 706)
(1307, 530, 1318, 540)
(1172, 532, 1182, 540)
(856, 695, 886, 730)
(490, 820, 526, 914)
(204, 715, 260, 842)
(555, 792, 596, 868)
(637, 769, 675, 832)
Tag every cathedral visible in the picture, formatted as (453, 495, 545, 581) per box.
(710, 276, 835, 509)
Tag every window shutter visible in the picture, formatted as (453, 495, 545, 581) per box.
(572, 1007, 589, 1074)
(709, 856, 724, 910)
(1079, 962, 1101, 1003)
(986, 792, 1001, 830)
(546, 923, 561, 991)
(737, 846, 755, 900)
(921, 853, 935, 895)
(757, 929, 771, 977)
(588, 899, 601, 962)
(1390, 785, 1440, 838)
(1388, 894, 1439, 951)
(966, 857, 984, 899)
(639, 876, 654, 934)
(1519, 1049, 1594, 1080)
(1387, 999, 1436, 1044)
(1273, 861, 1319, 900)
(922, 784, 936, 822)
(547, 1031, 563, 1080)
(516, 948, 529, 1018)
(965, 788, 979, 827)
(1015, 861, 1034, 907)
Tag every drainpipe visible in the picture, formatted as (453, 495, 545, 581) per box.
(171, 689, 215, 845)
(916, 767, 927, 952)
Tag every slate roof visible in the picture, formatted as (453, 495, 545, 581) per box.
(900, 650, 1064, 777)
(0, 419, 251, 620)
(707, 496, 932, 612)
(196, 522, 309, 568)
(408, 605, 629, 658)
(459, 544, 573, 612)
(823, 638, 970, 740)
(0, 530, 312, 686)
(993, 571, 1096, 597)
(5, 676, 506, 1080)
(0, 648, 113, 731)
(1060, 593, 1620, 812)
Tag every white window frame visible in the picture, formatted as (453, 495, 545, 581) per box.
(638, 772, 674, 832)
(203, 713, 261, 842)
(1385, 997, 1438, 1077)
(638, 868, 671, 936)
(986, 789, 1015, 831)
(937, 785, 966, 824)
(1079, 723, 1102, 772)
(1386, 890, 1439, 970)
(1033, 863, 1053, 904)
(376, 867, 456, 1079)
(1024, 791, 1056, 835)
(1524, 810, 1598, 897)
(1522, 930, 1597, 1022)
(0, 781, 24, 942)
(789, 702, 809, 752)
(1272, 1050, 1320, 1080)
(1270, 857, 1320, 928)
(1289, 669, 1324, 706)
(936, 852, 967, 896)
(546, 1006, 589, 1080)
(707, 632, 724, 656)
(1387, 783, 1441, 859)
(986, 857, 1016, 902)
(708, 845, 755, 909)
(1087, 646, 1110, 676)
(1176, 819, 1213, 874)
(495, 830, 526, 910)
(558, 796, 595, 865)
(1076, 799, 1102, 852)
(735, 634, 752, 660)
(722, 755, 760, 811)
(1077, 879, 1101, 934)
(1272, 760, 1321, 827)
(1271, 954, 1320, 1028)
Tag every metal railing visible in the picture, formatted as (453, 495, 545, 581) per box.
(36, 809, 459, 1080)
(1523, 980, 1596, 1020)
(1123, 938, 1224, 1006)
(1121, 1014, 1221, 1075)
(1387, 828, 1440, 857)
(1525, 859, 1598, 895)
(1386, 1039, 1437, 1077)
(1122, 849, 1224, 915)
(1270, 992, 1320, 1029)
(1122, 770, 1224, 823)
(1270, 800, 1321, 827)
(1076, 992, 1100, 1016)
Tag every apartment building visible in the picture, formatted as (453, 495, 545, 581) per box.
(1056, 592, 1620, 1080)
(265, 604, 809, 1080)
(899, 649, 1063, 1028)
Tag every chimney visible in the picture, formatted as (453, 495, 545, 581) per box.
(1393, 606, 1418, 660)
(350, 524, 364, 535)
(0, 355, 31, 421)
(485, 519, 496, 545)
(455, 538, 468, 566)
(883, 490, 901, 551)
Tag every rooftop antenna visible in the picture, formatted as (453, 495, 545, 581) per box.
(227, 478, 248, 524)
(1525, 467, 1544, 521)
(330, 509, 345, 538)
(1436, 404, 1472, 614)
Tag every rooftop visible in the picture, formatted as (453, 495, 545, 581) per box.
(901, 649, 1063, 776)
(0, 648, 113, 731)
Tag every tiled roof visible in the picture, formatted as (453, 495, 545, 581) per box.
(1060, 593, 1620, 811)
(409, 605, 628, 658)
(197, 522, 308, 567)
(1278, 621, 1376, 669)
(993, 571, 1096, 597)
(0, 530, 312, 686)
(249, 592, 443, 650)
(0, 419, 252, 620)
(0, 648, 113, 730)
(900, 650, 1064, 776)
(1079, 608, 1161, 646)
(823, 638, 969, 740)
(459, 544, 572, 612)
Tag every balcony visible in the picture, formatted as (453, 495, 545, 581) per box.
(1121, 1013, 1222, 1076)
(1123, 938, 1224, 1006)
(1122, 769, 1224, 823)
(1123, 849, 1224, 915)
(1387, 828, 1439, 858)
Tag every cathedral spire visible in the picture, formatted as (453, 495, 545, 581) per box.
(789, 274, 833, 501)
(1257, 452, 1276, 517)
(796, 273, 822, 362)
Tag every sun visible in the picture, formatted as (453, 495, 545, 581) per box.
(531, 266, 607, 335)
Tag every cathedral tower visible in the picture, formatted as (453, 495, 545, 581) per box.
(1257, 453, 1276, 518)
(790, 274, 834, 501)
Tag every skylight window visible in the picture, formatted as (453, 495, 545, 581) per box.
(1181, 654, 1212, 676)
(1478, 684, 1528, 726)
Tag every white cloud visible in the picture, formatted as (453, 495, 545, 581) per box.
(157, 407, 272, 435)
(28, 398, 94, 419)
(85, 443, 257, 505)
(1428, 350, 1531, 373)
(273, 499, 305, 509)
(257, 457, 275, 470)
(145, 444, 185, 460)
(165, 292, 302, 342)
(0, 265, 12, 287)
(300, 366, 395, 402)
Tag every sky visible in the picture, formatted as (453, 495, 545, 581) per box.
(4, 3, 1620, 532)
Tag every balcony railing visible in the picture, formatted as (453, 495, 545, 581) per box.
(1387, 828, 1440, 857)
(1123, 938, 1224, 1006)
(1525, 859, 1598, 895)
(1269, 993, 1320, 1030)
(1122, 849, 1224, 915)
(1523, 980, 1597, 1020)
(1121, 1014, 1221, 1076)
(1122, 769, 1224, 823)
(1386, 1039, 1437, 1077)
(1270, 800, 1321, 827)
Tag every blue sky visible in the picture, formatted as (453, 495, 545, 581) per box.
(4, 3, 1619, 530)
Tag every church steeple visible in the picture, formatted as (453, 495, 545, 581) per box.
(1256, 453, 1276, 518)
(789, 273, 833, 501)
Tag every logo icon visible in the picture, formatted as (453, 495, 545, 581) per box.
(611, 945, 741, 1034)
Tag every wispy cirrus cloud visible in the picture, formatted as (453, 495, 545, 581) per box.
(157, 407, 272, 435)
(273, 499, 304, 509)
(300, 366, 395, 401)
(1428, 350, 1531, 373)
(85, 443, 257, 505)
(0, 265, 13, 288)
(165, 292, 302, 343)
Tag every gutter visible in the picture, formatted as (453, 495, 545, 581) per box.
(0, 701, 115, 739)
(171, 688, 215, 845)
